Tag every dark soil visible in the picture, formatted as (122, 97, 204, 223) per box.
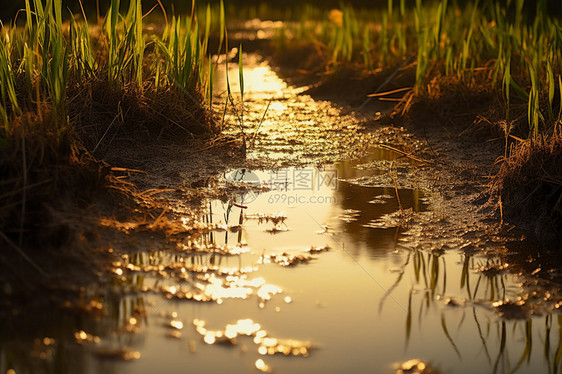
(0, 79, 224, 310)
(1, 38, 560, 333)
(268, 43, 562, 253)
(492, 132, 562, 248)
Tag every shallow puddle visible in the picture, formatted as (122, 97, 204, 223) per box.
(213, 53, 372, 165)
(17, 161, 558, 374)
(3, 54, 562, 374)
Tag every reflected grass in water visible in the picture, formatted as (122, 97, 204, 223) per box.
(400, 247, 562, 373)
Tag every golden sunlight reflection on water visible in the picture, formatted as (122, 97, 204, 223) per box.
(90, 158, 551, 374)
(213, 54, 294, 99)
(8, 53, 559, 374)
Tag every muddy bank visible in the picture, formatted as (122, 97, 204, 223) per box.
(0, 131, 246, 374)
(2, 50, 562, 374)
(0, 110, 223, 336)
(267, 42, 562, 251)
(215, 52, 562, 291)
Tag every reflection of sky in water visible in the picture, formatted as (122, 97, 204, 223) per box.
(97, 163, 551, 374)
(128, 56, 558, 374)
(7, 52, 559, 374)
(213, 54, 294, 101)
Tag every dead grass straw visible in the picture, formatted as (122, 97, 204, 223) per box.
(491, 127, 562, 244)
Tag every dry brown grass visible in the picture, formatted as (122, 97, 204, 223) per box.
(400, 78, 495, 131)
(491, 127, 562, 244)
(396, 71, 561, 245)
(0, 115, 208, 294)
(1, 54, 218, 244)
(0, 120, 108, 241)
(0, 76, 218, 292)
(67, 79, 217, 156)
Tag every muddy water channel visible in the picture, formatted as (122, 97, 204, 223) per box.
(4, 54, 562, 374)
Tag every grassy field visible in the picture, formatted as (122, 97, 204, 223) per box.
(0, 0, 223, 251)
(271, 0, 562, 242)
(275, 1, 561, 136)
(0, 0, 219, 136)
(0, 0, 560, 249)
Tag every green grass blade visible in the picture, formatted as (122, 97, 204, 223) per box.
(547, 58, 555, 122)
(218, 0, 225, 55)
(557, 75, 562, 120)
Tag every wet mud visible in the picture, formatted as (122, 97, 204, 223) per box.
(2, 49, 562, 374)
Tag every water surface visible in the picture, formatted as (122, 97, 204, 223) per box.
(3, 53, 561, 374)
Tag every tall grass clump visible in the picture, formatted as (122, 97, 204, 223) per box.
(104, 0, 145, 88)
(0, 0, 219, 141)
(0, 33, 20, 131)
(275, 1, 562, 138)
(155, 11, 208, 95)
(273, 0, 562, 240)
(0, 0, 222, 248)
